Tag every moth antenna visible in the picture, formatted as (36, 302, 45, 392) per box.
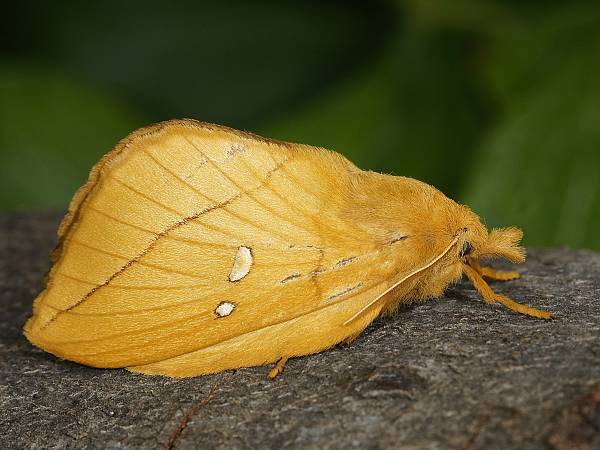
(343, 236, 460, 326)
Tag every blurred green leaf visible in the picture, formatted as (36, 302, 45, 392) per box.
(398, 0, 513, 32)
(462, 5, 600, 249)
(260, 26, 490, 195)
(0, 66, 145, 210)
(5, 1, 393, 127)
(483, 3, 600, 108)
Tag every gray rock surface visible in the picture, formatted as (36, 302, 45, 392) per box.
(1, 212, 599, 450)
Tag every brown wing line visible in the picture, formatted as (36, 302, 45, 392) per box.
(88, 203, 331, 257)
(66, 238, 207, 280)
(107, 174, 252, 244)
(86, 204, 235, 250)
(39, 277, 388, 358)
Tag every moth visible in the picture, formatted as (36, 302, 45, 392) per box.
(24, 119, 552, 379)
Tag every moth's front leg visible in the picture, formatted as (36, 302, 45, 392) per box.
(480, 266, 520, 281)
(468, 256, 520, 281)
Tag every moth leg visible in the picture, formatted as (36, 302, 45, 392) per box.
(467, 257, 520, 281)
(481, 267, 520, 281)
(268, 356, 289, 380)
(463, 264, 553, 320)
(494, 294, 552, 319)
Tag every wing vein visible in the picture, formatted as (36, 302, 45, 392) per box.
(108, 174, 183, 217)
(240, 151, 364, 240)
(107, 173, 267, 245)
(88, 204, 237, 250)
(184, 139, 318, 238)
(142, 145, 297, 244)
(55, 272, 208, 290)
(68, 238, 208, 280)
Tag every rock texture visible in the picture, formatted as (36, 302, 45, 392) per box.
(1, 212, 599, 450)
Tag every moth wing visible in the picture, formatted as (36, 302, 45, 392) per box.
(24, 120, 394, 376)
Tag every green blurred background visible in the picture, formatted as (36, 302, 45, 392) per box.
(1, 0, 599, 249)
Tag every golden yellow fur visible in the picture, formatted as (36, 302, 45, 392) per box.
(23, 119, 552, 378)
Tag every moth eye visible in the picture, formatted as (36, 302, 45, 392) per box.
(460, 241, 473, 258)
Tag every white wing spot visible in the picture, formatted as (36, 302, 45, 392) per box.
(215, 302, 236, 317)
(229, 246, 253, 281)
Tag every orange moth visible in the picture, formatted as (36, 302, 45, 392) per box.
(24, 119, 553, 379)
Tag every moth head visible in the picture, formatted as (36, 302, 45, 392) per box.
(457, 205, 525, 264)
(352, 174, 525, 266)
(473, 226, 525, 263)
